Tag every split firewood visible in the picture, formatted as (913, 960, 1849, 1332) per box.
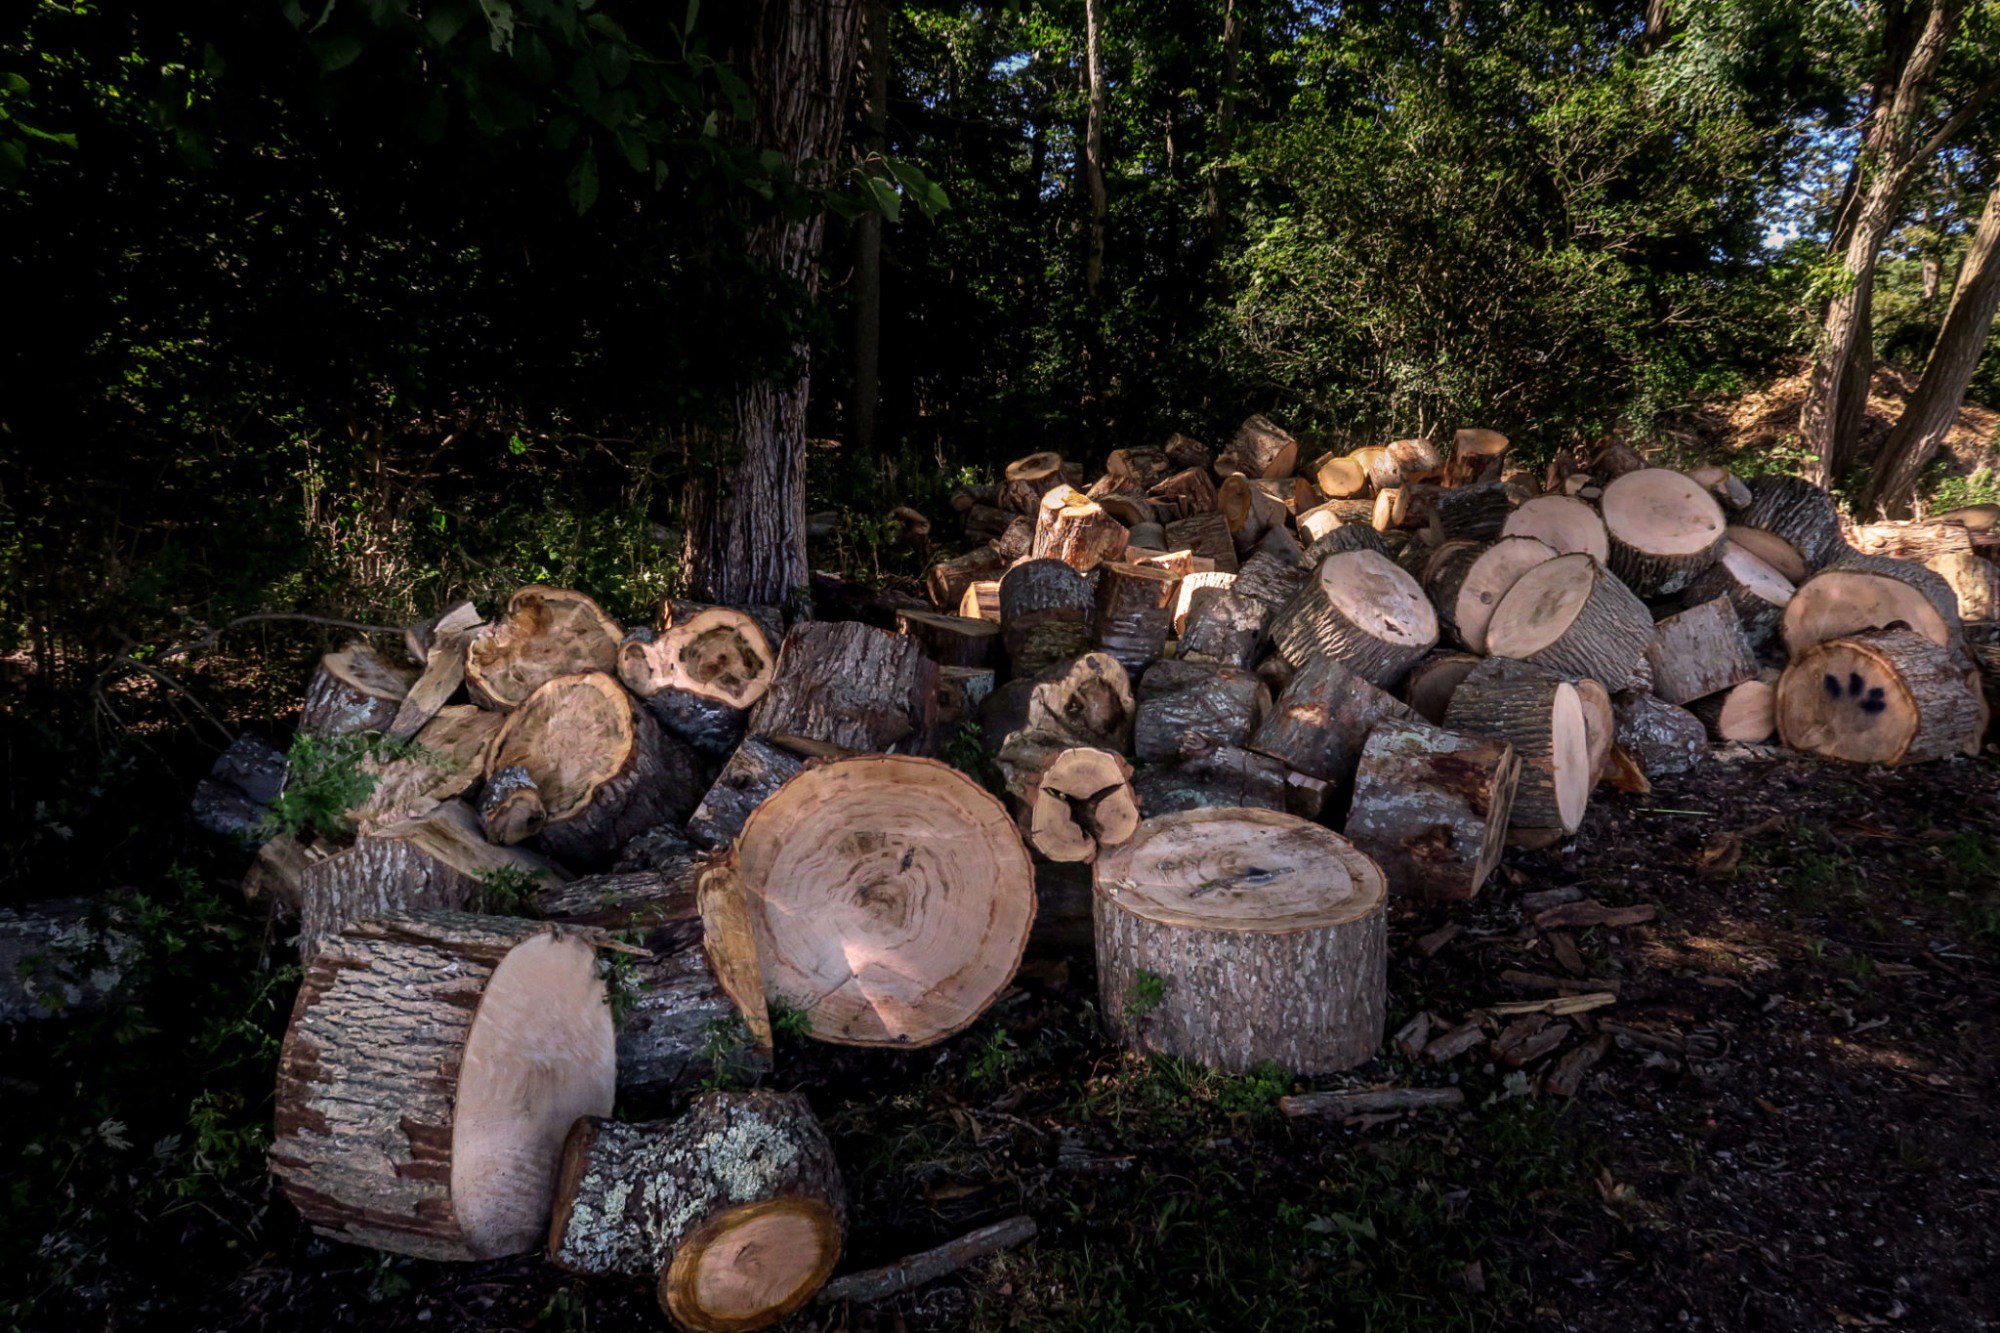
(1163, 431, 1214, 471)
(464, 586, 623, 711)
(1133, 659, 1270, 764)
(1445, 657, 1592, 836)
(1611, 690, 1708, 777)
(999, 451, 1068, 513)
(1689, 674, 1778, 743)
(1447, 428, 1510, 487)
(1148, 466, 1220, 521)
(1925, 548, 2000, 620)
(1171, 570, 1237, 633)
(1000, 557, 1095, 676)
(997, 740, 1139, 863)
(1781, 552, 1964, 659)
(1091, 561, 1179, 673)
(402, 599, 480, 666)
(1218, 474, 1291, 550)
(1431, 481, 1514, 542)
(482, 673, 701, 868)
(1424, 535, 1559, 653)
(753, 621, 939, 758)
(1278, 1086, 1464, 1119)
(1394, 1012, 1433, 1058)
(1499, 968, 1615, 995)
(1016, 651, 1136, 751)
(351, 704, 504, 835)
(1423, 1021, 1487, 1062)
(684, 737, 806, 850)
(1776, 628, 1985, 765)
(819, 1216, 1040, 1306)
(1176, 587, 1271, 669)
(1501, 494, 1609, 563)
(1683, 541, 1795, 648)
(1095, 808, 1388, 1074)
(1532, 899, 1656, 929)
(1575, 677, 1616, 783)
(618, 606, 776, 713)
(1032, 486, 1130, 571)
(1403, 651, 1482, 724)
(726, 755, 1036, 1047)
(958, 579, 1002, 623)
(1344, 717, 1520, 901)
(1163, 510, 1239, 573)
(549, 1092, 845, 1332)
(1686, 463, 1752, 511)
(299, 641, 418, 736)
(936, 665, 997, 732)
(1250, 654, 1415, 786)
(1484, 551, 1653, 691)
(1598, 468, 1727, 596)
(1645, 597, 1758, 705)
(1215, 414, 1300, 479)
(1735, 474, 1844, 575)
(388, 604, 486, 738)
(1105, 444, 1173, 490)
(928, 546, 1007, 611)
(1493, 1014, 1570, 1067)
(1371, 485, 1410, 531)
(272, 911, 616, 1260)
(1271, 548, 1438, 686)
(1482, 991, 1617, 1018)
(895, 609, 1002, 669)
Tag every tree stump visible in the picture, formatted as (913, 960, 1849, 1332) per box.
(1344, 718, 1520, 901)
(1444, 658, 1592, 835)
(1032, 487, 1130, 571)
(1250, 654, 1415, 787)
(1599, 468, 1727, 596)
(300, 642, 417, 736)
(753, 621, 939, 758)
(996, 740, 1139, 864)
(1781, 553, 1964, 659)
(1147, 466, 1220, 521)
(465, 587, 624, 711)
(1163, 511, 1239, 573)
(1776, 628, 1984, 765)
(1091, 561, 1179, 673)
(1501, 495, 1608, 562)
(1683, 541, 1795, 648)
(1215, 414, 1300, 479)
(1644, 597, 1758, 705)
(1689, 676, 1777, 743)
(1403, 651, 1483, 724)
(1485, 552, 1653, 692)
(1094, 809, 1387, 1074)
(1133, 659, 1269, 764)
(547, 1092, 844, 1332)
(482, 673, 700, 869)
(272, 912, 616, 1261)
(1424, 535, 1558, 653)
(1271, 548, 1438, 686)
(999, 558, 1095, 677)
(1737, 475, 1844, 574)
(728, 755, 1036, 1047)
(1612, 690, 1708, 777)
(999, 451, 1067, 513)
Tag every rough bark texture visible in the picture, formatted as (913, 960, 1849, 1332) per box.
(642, 686, 749, 761)
(1925, 548, 2000, 621)
(1231, 548, 1312, 612)
(295, 834, 480, 963)
(1090, 561, 1178, 673)
(682, 1, 866, 605)
(1163, 511, 1239, 573)
(1444, 657, 1588, 834)
(685, 738, 806, 851)
(895, 609, 1001, 668)
(1251, 654, 1415, 787)
(1486, 553, 1653, 692)
(1777, 627, 1984, 765)
(1612, 690, 1709, 778)
(999, 558, 1096, 677)
(1032, 487, 1130, 571)
(1132, 742, 1292, 815)
(1214, 414, 1300, 480)
(1737, 475, 1846, 573)
(1095, 809, 1388, 1075)
(1432, 482, 1514, 541)
(1147, 467, 1220, 521)
(1271, 549, 1437, 686)
(752, 621, 939, 758)
(1600, 469, 1728, 597)
(1133, 659, 1269, 765)
(300, 642, 416, 736)
(1645, 598, 1759, 705)
(1683, 542, 1795, 648)
(1344, 718, 1520, 902)
(1175, 587, 1269, 669)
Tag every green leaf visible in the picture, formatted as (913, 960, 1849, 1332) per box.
(567, 147, 599, 213)
(546, 112, 580, 150)
(476, 0, 516, 52)
(615, 128, 648, 172)
(861, 173, 901, 222)
(314, 33, 368, 72)
(422, 5, 468, 46)
(684, 0, 700, 34)
(514, 31, 554, 83)
(595, 42, 631, 87)
(0, 73, 29, 96)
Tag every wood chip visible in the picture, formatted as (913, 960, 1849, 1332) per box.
(1424, 1021, 1487, 1062)
(1394, 1011, 1433, 1059)
(1545, 1034, 1611, 1096)
(1279, 1086, 1465, 1119)
(1548, 931, 1586, 976)
(1484, 991, 1618, 1018)
(1532, 899, 1657, 929)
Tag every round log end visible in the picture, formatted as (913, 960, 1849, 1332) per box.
(660, 1194, 843, 1333)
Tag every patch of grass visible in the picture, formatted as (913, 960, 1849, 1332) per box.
(472, 865, 545, 917)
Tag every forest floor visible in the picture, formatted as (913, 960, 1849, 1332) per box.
(10, 746, 1975, 1333)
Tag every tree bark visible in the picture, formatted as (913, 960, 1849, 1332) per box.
(850, 0, 891, 461)
(1204, 0, 1244, 279)
(1083, 0, 1109, 297)
(683, 1, 868, 606)
(1863, 175, 2000, 517)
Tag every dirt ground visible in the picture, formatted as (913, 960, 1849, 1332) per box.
(129, 748, 1990, 1333)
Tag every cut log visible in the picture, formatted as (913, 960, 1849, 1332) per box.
(962, 501, 1016, 545)
(300, 642, 417, 736)
(1781, 554, 1963, 659)
(685, 737, 807, 850)
(819, 1217, 1038, 1307)
(1175, 587, 1270, 670)
(1250, 654, 1415, 787)
(936, 665, 997, 733)
(1020, 651, 1135, 751)
(1925, 549, 2000, 621)
(272, 912, 615, 1261)
(1271, 548, 1438, 686)
(483, 673, 701, 869)
(1298, 500, 1378, 541)
(1737, 475, 1844, 573)
(1403, 652, 1482, 725)
(1371, 486, 1410, 531)
(1431, 481, 1513, 542)
(1147, 467, 1220, 521)
(192, 734, 290, 842)
(1611, 690, 1708, 778)
(464, 587, 623, 711)
(1776, 628, 1983, 765)
(1389, 436, 1446, 481)
(998, 741, 1139, 864)
(620, 607, 777, 711)
(1689, 677, 1777, 743)
(1344, 718, 1519, 902)
(1683, 541, 1795, 648)
(351, 704, 504, 835)
(1727, 523, 1811, 583)
(389, 608, 486, 739)
(1106, 444, 1173, 490)
(895, 609, 1001, 669)
(999, 452, 1067, 513)
(1163, 432, 1213, 471)
(641, 684, 749, 761)
(928, 546, 1007, 612)
(1501, 495, 1609, 563)
(1218, 474, 1290, 551)
(1687, 463, 1752, 511)
(1094, 809, 1387, 1074)
(1231, 548, 1312, 612)
(1163, 511, 1239, 574)
(1132, 741, 1293, 815)
(1448, 428, 1510, 486)
(1424, 535, 1558, 653)
(1171, 570, 1237, 634)
(403, 599, 481, 666)
(1091, 561, 1179, 673)
(1645, 598, 1758, 705)
(547, 1094, 843, 1333)
(1484, 552, 1653, 692)
(1032, 487, 1129, 572)
(752, 621, 939, 759)
(992, 514, 1035, 562)
(957, 579, 1002, 623)
(1599, 468, 1727, 596)
(1133, 659, 1269, 764)
(1092, 487, 1156, 528)
(1313, 452, 1368, 500)
(952, 482, 1000, 513)
(999, 558, 1095, 677)
(242, 833, 322, 919)
(1444, 658, 1592, 835)
(729, 756, 1036, 1046)
(1126, 522, 1167, 550)
(1215, 414, 1299, 479)
(1300, 521, 1390, 563)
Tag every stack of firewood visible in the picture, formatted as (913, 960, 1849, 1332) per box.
(211, 411, 1998, 1329)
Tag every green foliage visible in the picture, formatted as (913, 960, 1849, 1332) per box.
(1122, 969, 1166, 1022)
(699, 1012, 761, 1090)
(769, 998, 815, 1042)
(473, 865, 547, 917)
(1925, 464, 2000, 512)
(598, 948, 645, 1025)
(262, 730, 428, 843)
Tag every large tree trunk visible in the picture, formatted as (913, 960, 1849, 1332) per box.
(683, 1, 868, 606)
(849, 0, 890, 461)
(1204, 0, 1244, 279)
(1083, 0, 1109, 297)
(1863, 176, 2000, 518)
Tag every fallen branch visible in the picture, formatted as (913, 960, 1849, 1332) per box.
(818, 1215, 1039, 1305)
(1279, 1086, 1465, 1119)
